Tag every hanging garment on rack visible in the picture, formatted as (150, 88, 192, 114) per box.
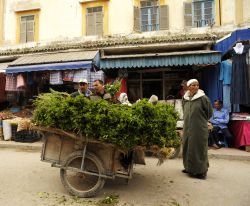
(73, 69, 89, 83)
(220, 60, 232, 112)
(231, 44, 250, 104)
(49, 71, 63, 85)
(63, 71, 74, 81)
(5, 75, 17, 91)
(16, 74, 25, 88)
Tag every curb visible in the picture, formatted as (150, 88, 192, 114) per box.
(0, 141, 42, 152)
(1, 141, 250, 161)
(208, 153, 250, 161)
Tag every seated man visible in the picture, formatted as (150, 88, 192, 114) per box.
(209, 100, 233, 148)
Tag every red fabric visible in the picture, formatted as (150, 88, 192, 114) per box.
(230, 121, 250, 148)
(117, 78, 127, 96)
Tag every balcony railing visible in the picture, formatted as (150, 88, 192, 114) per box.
(194, 18, 214, 27)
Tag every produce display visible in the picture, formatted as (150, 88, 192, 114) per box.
(33, 90, 180, 151)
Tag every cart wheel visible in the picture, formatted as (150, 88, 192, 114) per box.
(60, 151, 105, 198)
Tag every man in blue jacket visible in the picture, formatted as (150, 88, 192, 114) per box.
(209, 100, 233, 148)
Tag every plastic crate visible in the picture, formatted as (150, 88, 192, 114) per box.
(14, 130, 42, 143)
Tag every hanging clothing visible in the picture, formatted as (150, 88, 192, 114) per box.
(73, 69, 89, 83)
(63, 71, 74, 81)
(50, 71, 63, 85)
(5, 75, 17, 91)
(220, 60, 232, 85)
(219, 60, 232, 112)
(231, 45, 250, 104)
(16, 74, 25, 88)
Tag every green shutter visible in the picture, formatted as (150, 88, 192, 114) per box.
(184, 2, 192, 27)
(159, 5, 169, 30)
(133, 6, 140, 32)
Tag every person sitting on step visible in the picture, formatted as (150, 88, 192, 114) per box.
(209, 100, 233, 149)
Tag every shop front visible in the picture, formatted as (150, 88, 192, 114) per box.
(4, 50, 102, 107)
(213, 28, 250, 151)
(0, 50, 104, 142)
(100, 48, 221, 102)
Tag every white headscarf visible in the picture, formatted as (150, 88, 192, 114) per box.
(187, 79, 198, 87)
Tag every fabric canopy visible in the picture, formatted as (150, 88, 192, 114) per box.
(100, 50, 221, 69)
(213, 28, 250, 56)
(5, 61, 92, 74)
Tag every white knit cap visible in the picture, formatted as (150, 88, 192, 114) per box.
(187, 79, 198, 87)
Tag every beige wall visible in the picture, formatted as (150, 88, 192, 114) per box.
(109, 0, 134, 35)
(243, 0, 250, 23)
(219, 0, 235, 25)
(0, 0, 5, 45)
(1, 0, 250, 47)
(4, 0, 82, 45)
(168, 0, 184, 31)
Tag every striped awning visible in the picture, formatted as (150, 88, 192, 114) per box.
(6, 50, 99, 74)
(0, 62, 9, 73)
(5, 61, 92, 74)
(100, 50, 221, 69)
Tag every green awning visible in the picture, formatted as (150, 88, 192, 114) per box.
(100, 50, 221, 69)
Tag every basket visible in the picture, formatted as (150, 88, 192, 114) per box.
(13, 130, 42, 143)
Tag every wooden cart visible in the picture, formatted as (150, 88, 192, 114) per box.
(32, 126, 145, 198)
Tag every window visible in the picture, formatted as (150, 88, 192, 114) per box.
(184, 0, 215, 28)
(140, 0, 159, 32)
(134, 0, 169, 32)
(20, 15, 35, 43)
(86, 6, 103, 36)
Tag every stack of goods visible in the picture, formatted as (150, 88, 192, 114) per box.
(33, 90, 180, 161)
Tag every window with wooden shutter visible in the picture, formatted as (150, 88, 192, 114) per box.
(140, 0, 159, 32)
(86, 13, 95, 36)
(159, 5, 169, 30)
(190, 0, 214, 28)
(184, 2, 192, 27)
(20, 15, 34, 43)
(95, 12, 103, 36)
(134, 6, 140, 32)
(86, 6, 103, 36)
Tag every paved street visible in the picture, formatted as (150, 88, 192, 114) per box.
(0, 148, 250, 206)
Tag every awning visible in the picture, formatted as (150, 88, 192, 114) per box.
(6, 50, 99, 74)
(5, 61, 92, 74)
(213, 28, 250, 56)
(100, 50, 221, 69)
(0, 62, 9, 73)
